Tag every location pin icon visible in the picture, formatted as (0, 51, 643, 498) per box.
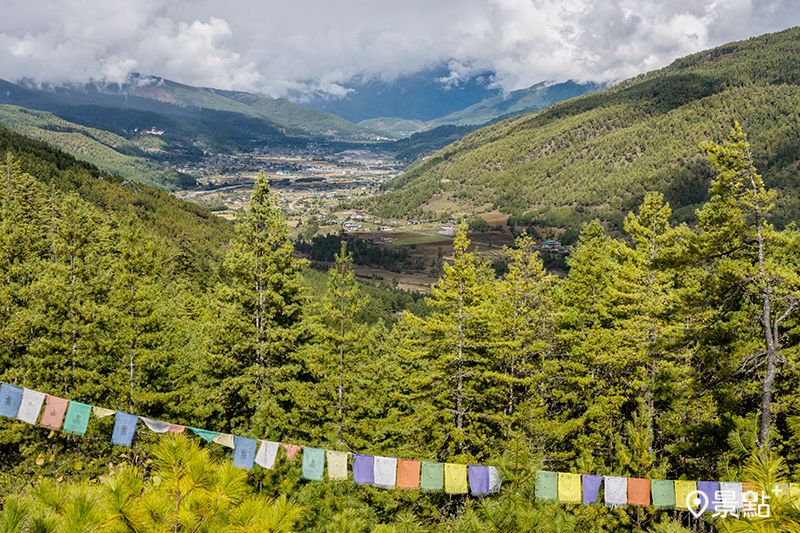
(686, 490, 709, 518)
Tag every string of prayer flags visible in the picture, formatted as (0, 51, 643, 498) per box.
(255, 441, 280, 469)
(17, 389, 46, 425)
(398, 459, 421, 490)
(92, 406, 115, 418)
(374, 456, 398, 489)
(558, 473, 582, 504)
(302, 447, 326, 481)
(327, 451, 348, 480)
(444, 464, 468, 495)
(719, 482, 743, 509)
(140, 417, 171, 434)
(190, 427, 220, 443)
(0, 383, 23, 418)
(233, 436, 257, 470)
(583, 474, 603, 504)
(353, 453, 374, 485)
(469, 465, 490, 496)
(281, 443, 302, 461)
(628, 478, 650, 507)
(213, 433, 235, 449)
(674, 481, 697, 511)
(63, 401, 92, 436)
(40, 395, 69, 430)
(112, 412, 138, 447)
(605, 476, 627, 507)
(651, 480, 675, 509)
(420, 461, 443, 493)
(535, 470, 558, 500)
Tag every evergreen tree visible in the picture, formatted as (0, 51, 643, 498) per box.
(403, 224, 499, 458)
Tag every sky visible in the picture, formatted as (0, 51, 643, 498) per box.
(2, 0, 799, 101)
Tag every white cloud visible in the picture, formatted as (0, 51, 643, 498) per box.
(0, 0, 798, 98)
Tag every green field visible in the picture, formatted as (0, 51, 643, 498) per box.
(391, 234, 450, 246)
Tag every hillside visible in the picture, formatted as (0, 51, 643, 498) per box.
(359, 27, 800, 234)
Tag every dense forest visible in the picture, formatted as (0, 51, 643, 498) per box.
(1, 120, 800, 532)
(360, 28, 800, 236)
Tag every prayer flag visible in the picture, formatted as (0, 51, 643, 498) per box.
(213, 433, 235, 448)
(281, 443, 302, 461)
(302, 447, 326, 480)
(255, 441, 280, 470)
(420, 461, 443, 493)
(535, 471, 558, 500)
(189, 427, 220, 443)
(558, 473, 582, 504)
(582, 475, 603, 504)
(16, 389, 46, 425)
(374, 456, 397, 489)
(63, 401, 92, 436)
(327, 450, 348, 480)
(168, 424, 185, 433)
(397, 459, 421, 490)
(604, 476, 627, 507)
(469, 465, 490, 496)
(112, 412, 138, 446)
(39, 395, 69, 430)
(140, 417, 171, 434)
(719, 482, 743, 510)
(233, 436, 257, 470)
(92, 406, 115, 418)
(0, 383, 23, 418)
(697, 481, 718, 514)
(628, 478, 650, 507)
(444, 463, 468, 495)
(651, 480, 675, 509)
(674, 480, 697, 511)
(353, 453, 374, 485)
(488, 466, 502, 494)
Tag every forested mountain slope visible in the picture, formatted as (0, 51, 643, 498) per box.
(361, 27, 800, 233)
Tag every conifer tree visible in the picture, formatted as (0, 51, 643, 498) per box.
(403, 224, 499, 458)
(210, 171, 307, 433)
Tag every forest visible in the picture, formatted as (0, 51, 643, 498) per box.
(0, 120, 799, 533)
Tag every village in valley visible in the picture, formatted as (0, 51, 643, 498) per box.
(171, 145, 571, 291)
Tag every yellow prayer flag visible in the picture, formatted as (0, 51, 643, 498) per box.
(558, 473, 582, 504)
(788, 483, 800, 510)
(212, 433, 235, 448)
(444, 463, 468, 495)
(674, 480, 697, 510)
(92, 406, 115, 418)
(327, 451, 348, 480)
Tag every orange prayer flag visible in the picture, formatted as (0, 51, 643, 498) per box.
(628, 478, 650, 507)
(281, 443, 302, 461)
(397, 459, 421, 490)
(39, 395, 69, 430)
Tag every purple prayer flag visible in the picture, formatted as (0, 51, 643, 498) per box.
(353, 453, 374, 485)
(583, 474, 603, 504)
(697, 481, 719, 514)
(469, 465, 490, 496)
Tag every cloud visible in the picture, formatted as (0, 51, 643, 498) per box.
(0, 0, 798, 99)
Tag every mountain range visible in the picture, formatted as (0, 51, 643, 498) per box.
(358, 27, 800, 238)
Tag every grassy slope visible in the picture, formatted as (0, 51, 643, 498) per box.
(0, 104, 192, 191)
(360, 28, 800, 231)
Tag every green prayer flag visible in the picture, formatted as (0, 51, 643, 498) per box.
(190, 427, 220, 443)
(535, 471, 558, 500)
(420, 461, 444, 493)
(302, 447, 326, 481)
(63, 401, 92, 436)
(651, 479, 676, 509)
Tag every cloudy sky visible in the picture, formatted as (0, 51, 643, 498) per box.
(2, 0, 799, 100)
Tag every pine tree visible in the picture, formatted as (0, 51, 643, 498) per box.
(403, 224, 499, 458)
(210, 172, 307, 433)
